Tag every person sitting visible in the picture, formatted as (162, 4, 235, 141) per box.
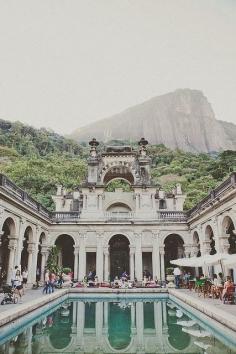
(113, 276, 120, 288)
(121, 270, 128, 280)
(87, 269, 93, 281)
(217, 272, 224, 286)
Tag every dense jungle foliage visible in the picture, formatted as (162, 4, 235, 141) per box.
(0, 119, 235, 210)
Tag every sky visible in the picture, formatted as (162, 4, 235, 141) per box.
(0, 0, 236, 135)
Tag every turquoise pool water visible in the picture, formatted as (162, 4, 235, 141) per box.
(0, 295, 235, 353)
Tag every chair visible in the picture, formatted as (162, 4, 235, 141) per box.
(223, 285, 235, 304)
(195, 279, 206, 296)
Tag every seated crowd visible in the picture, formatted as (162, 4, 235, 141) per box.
(173, 266, 235, 304)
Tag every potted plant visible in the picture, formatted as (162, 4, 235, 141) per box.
(166, 267, 175, 288)
(62, 267, 72, 285)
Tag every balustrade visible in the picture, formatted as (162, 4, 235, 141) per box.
(51, 211, 79, 221)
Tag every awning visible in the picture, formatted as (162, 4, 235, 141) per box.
(222, 254, 236, 267)
(182, 328, 211, 338)
(170, 253, 234, 268)
(170, 257, 202, 267)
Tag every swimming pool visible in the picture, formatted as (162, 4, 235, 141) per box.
(0, 294, 235, 353)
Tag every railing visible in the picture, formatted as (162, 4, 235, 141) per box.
(188, 172, 236, 218)
(51, 211, 80, 222)
(158, 211, 187, 222)
(104, 211, 134, 221)
(0, 174, 51, 219)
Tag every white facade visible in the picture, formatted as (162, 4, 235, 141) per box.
(0, 139, 235, 285)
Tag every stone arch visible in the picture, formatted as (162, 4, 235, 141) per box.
(55, 234, 75, 271)
(0, 217, 16, 284)
(106, 232, 133, 248)
(109, 234, 130, 280)
(1, 216, 16, 236)
(46, 302, 73, 351)
(205, 225, 216, 255)
(101, 165, 135, 185)
(105, 177, 133, 186)
(222, 215, 236, 254)
(106, 202, 132, 212)
(164, 234, 185, 268)
(108, 301, 132, 351)
(51, 232, 77, 247)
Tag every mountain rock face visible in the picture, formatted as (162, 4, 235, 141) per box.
(70, 89, 236, 152)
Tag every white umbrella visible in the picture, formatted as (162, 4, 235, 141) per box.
(170, 257, 201, 267)
(177, 320, 196, 327)
(222, 254, 236, 267)
(171, 253, 230, 268)
(194, 341, 212, 350)
(182, 328, 211, 338)
(202, 253, 229, 266)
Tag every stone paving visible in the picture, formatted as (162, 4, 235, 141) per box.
(0, 287, 57, 314)
(169, 288, 236, 332)
(170, 288, 236, 317)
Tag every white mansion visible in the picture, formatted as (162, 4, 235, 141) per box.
(0, 138, 235, 285)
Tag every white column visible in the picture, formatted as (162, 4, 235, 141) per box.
(129, 247, 135, 281)
(154, 301, 162, 337)
(74, 246, 79, 280)
(78, 234, 86, 281)
(96, 234, 104, 282)
(104, 247, 109, 281)
(135, 194, 139, 210)
(77, 302, 85, 347)
(135, 233, 143, 281)
(151, 194, 155, 209)
(16, 218, 26, 266)
(96, 302, 103, 350)
(103, 301, 108, 333)
(162, 301, 168, 331)
(28, 242, 37, 284)
(40, 249, 47, 282)
(136, 302, 144, 351)
(98, 195, 103, 210)
(160, 247, 165, 281)
(7, 238, 17, 284)
(152, 233, 160, 281)
(131, 303, 136, 333)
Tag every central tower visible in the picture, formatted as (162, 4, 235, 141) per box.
(87, 138, 152, 187)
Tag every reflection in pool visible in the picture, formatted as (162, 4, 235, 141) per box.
(0, 297, 235, 354)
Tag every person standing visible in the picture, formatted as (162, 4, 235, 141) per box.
(36, 267, 40, 287)
(43, 270, 50, 294)
(49, 271, 56, 293)
(14, 269, 23, 302)
(173, 266, 181, 288)
(11, 266, 18, 287)
(22, 268, 28, 294)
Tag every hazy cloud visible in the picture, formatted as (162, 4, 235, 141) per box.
(0, 0, 235, 134)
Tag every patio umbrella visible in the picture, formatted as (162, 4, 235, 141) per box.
(176, 320, 196, 327)
(170, 257, 201, 267)
(171, 253, 230, 268)
(194, 341, 212, 350)
(182, 328, 211, 337)
(222, 254, 236, 267)
(202, 253, 229, 266)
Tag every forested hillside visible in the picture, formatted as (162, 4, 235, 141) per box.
(0, 119, 235, 210)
